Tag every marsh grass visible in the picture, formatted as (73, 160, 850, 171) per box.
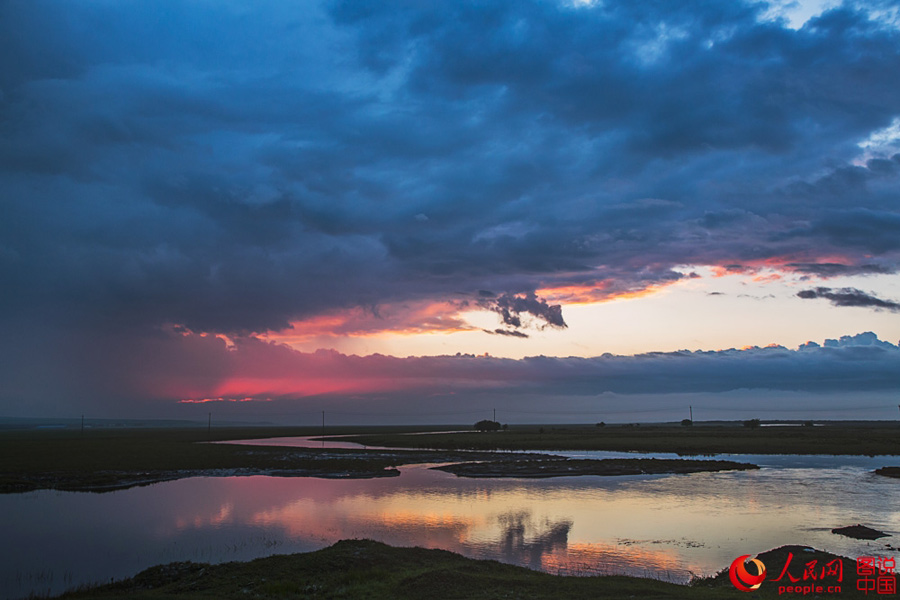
(0, 426, 403, 493)
(341, 422, 900, 455)
(0, 425, 537, 493)
(4, 422, 898, 493)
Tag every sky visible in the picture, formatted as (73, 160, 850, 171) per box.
(1, 0, 899, 424)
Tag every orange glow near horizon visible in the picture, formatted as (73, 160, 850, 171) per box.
(153, 260, 900, 386)
(538, 281, 678, 305)
(213, 376, 411, 399)
(261, 256, 871, 349)
(262, 300, 476, 348)
(178, 397, 272, 404)
(267, 261, 827, 351)
(708, 255, 863, 278)
(174, 373, 423, 404)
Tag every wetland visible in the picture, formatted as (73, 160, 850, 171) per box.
(2, 422, 898, 598)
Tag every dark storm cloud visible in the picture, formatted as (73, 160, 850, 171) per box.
(797, 287, 900, 312)
(486, 328, 530, 338)
(480, 292, 567, 331)
(795, 209, 900, 255)
(2, 0, 900, 413)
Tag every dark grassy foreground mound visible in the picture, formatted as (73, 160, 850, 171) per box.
(55, 540, 889, 599)
(434, 457, 758, 478)
(56, 539, 747, 600)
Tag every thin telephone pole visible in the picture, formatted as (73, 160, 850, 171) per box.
(322, 410, 325, 436)
(493, 408, 496, 422)
(689, 406, 693, 422)
(81, 414, 84, 435)
(208, 412, 211, 434)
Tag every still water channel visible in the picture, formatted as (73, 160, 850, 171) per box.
(2, 437, 898, 599)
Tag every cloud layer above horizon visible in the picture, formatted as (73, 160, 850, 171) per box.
(5, 324, 900, 419)
(1, 0, 899, 417)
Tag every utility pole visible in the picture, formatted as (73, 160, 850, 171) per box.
(81, 414, 84, 435)
(208, 412, 211, 434)
(322, 410, 325, 437)
(493, 408, 496, 422)
(689, 406, 693, 422)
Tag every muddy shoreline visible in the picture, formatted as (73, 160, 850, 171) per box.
(433, 457, 760, 478)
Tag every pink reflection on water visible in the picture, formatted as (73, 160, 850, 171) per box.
(175, 502, 234, 531)
(154, 469, 711, 581)
(4, 459, 899, 599)
(211, 436, 381, 450)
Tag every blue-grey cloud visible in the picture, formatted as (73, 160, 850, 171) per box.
(797, 287, 900, 312)
(480, 291, 567, 331)
(3, 327, 898, 419)
(485, 328, 530, 338)
(787, 263, 893, 277)
(1, 1, 900, 414)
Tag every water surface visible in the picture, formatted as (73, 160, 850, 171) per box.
(2, 439, 898, 599)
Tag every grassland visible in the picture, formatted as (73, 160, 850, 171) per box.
(3, 421, 898, 493)
(9, 424, 896, 599)
(340, 421, 900, 455)
(53, 539, 878, 600)
(0, 425, 534, 493)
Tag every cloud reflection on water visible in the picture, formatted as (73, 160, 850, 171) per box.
(2, 462, 898, 599)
